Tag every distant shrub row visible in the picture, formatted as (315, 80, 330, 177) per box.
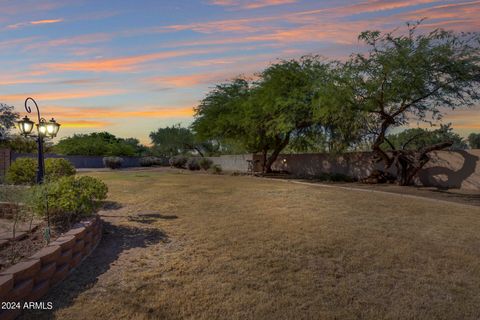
(169, 156, 222, 174)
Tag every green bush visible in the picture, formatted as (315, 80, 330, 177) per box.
(316, 172, 354, 182)
(27, 176, 108, 226)
(199, 158, 213, 170)
(139, 156, 167, 167)
(5, 158, 36, 185)
(103, 156, 123, 169)
(5, 158, 75, 185)
(169, 155, 188, 168)
(208, 164, 222, 174)
(45, 158, 76, 181)
(186, 158, 201, 170)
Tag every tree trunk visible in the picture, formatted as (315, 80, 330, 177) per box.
(261, 148, 268, 173)
(265, 134, 290, 173)
(392, 141, 453, 186)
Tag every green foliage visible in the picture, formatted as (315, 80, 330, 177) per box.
(199, 158, 213, 170)
(5, 158, 37, 185)
(169, 155, 188, 168)
(0, 103, 18, 141)
(186, 158, 200, 170)
(384, 125, 468, 151)
(45, 158, 76, 181)
(193, 57, 340, 171)
(208, 164, 222, 174)
(139, 156, 167, 167)
(26, 176, 108, 226)
(53, 132, 144, 156)
(468, 133, 480, 149)
(103, 156, 123, 169)
(149, 124, 219, 157)
(6, 158, 76, 185)
(0, 135, 41, 153)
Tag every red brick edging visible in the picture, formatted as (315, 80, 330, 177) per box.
(0, 215, 103, 319)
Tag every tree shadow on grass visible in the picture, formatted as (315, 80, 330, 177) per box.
(128, 212, 178, 224)
(21, 221, 168, 319)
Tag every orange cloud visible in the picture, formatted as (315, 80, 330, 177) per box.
(147, 70, 244, 88)
(41, 48, 214, 72)
(210, 0, 297, 9)
(30, 19, 63, 25)
(61, 120, 111, 128)
(42, 106, 194, 119)
(2, 89, 124, 102)
(6, 18, 63, 29)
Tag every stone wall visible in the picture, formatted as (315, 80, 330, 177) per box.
(0, 216, 102, 319)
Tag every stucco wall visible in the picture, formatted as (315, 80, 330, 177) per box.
(211, 151, 480, 191)
(207, 154, 254, 172)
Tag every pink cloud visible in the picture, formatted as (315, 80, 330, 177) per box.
(210, 0, 297, 9)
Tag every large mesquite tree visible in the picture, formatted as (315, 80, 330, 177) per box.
(338, 23, 480, 185)
(193, 57, 334, 172)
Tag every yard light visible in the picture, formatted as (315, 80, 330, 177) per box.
(37, 119, 48, 137)
(17, 97, 61, 184)
(46, 118, 60, 137)
(17, 116, 34, 135)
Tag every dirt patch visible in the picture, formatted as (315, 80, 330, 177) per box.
(0, 222, 61, 271)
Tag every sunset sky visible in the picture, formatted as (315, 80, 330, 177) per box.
(1, 0, 479, 144)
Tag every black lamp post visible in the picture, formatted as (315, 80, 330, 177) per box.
(16, 97, 61, 184)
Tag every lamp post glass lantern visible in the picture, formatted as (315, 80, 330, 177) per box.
(16, 97, 61, 184)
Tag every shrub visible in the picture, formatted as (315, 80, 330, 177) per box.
(5, 158, 36, 185)
(186, 158, 201, 170)
(169, 155, 188, 168)
(316, 172, 354, 182)
(6, 157, 76, 185)
(27, 176, 108, 226)
(140, 156, 167, 167)
(199, 158, 213, 170)
(45, 158, 76, 181)
(103, 156, 123, 169)
(208, 164, 222, 174)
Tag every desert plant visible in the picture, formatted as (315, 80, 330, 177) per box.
(169, 155, 188, 168)
(315, 172, 354, 182)
(208, 164, 222, 174)
(27, 175, 108, 227)
(187, 158, 201, 170)
(103, 156, 123, 169)
(140, 156, 166, 167)
(45, 158, 76, 181)
(5, 158, 37, 185)
(5, 157, 76, 185)
(199, 158, 213, 170)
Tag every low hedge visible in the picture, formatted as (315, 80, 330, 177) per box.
(26, 175, 108, 226)
(6, 158, 76, 185)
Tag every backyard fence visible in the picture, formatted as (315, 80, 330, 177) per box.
(208, 150, 480, 191)
(2, 149, 480, 191)
(12, 153, 142, 168)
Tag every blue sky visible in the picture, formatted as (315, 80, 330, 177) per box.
(1, 0, 479, 144)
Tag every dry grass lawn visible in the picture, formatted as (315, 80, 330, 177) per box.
(23, 169, 480, 319)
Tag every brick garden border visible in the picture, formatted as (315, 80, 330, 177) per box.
(0, 215, 103, 319)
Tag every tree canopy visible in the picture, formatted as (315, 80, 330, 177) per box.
(53, 132, 145, 156)
(0, 103, 18, 141)
(328, 22, 480, 184)
(468, 133, 480, 149)
(384, 124, 468, 151)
